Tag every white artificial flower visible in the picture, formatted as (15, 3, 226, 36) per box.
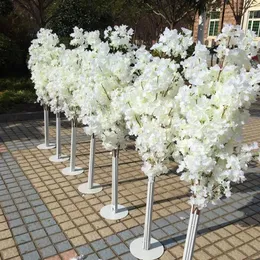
(151, 27, 193, 58)
(28, 28, 64, 107)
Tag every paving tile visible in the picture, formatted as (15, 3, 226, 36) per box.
(50, 233, 67, 244)
(60, 249, 77, 260)
(98, 248, 115, 259)
(76, 245, 94, 255)
(23, 215, 38, 224)
(3, 205, 17, 214)
(38, 211, 53, 220)
(154, 218, 169, 228)
(40, 245, 57, 258)
(130, 226, 144, 236)
(30, 229, 47, 240)
(105, 235, 121, 246)
(41, 218, 57, 228)
(35, 237, 52, 248)
(118, 230, 135, 241)
(1, 246, 19, 259)
(112, 243, 129, 255)
(14, 233, 31, 245)
(17, 202, 31, 210)
(27, 222, 43, 232)
(22, 251, 41, 260)
(91, 239, 107, 251)
(5, 212, 20, 221)
(12, 226, 27, 236)
(18, 242, 36, 254)
(120, 253, 137, 260)
(152, 229, 168, 240)
(45, 225, 62, 235)
(55, 241, 72, 253)
(1, 200, 14, 208)
(30, 199, 44, 207)
(8, 218, 23, 228)
(85, 253, 100, 260)
(34, 205, 48, 213)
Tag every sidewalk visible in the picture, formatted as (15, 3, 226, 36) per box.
(0, 116, 260, 260)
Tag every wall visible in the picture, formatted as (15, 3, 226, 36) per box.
(192, 0, 260, 45)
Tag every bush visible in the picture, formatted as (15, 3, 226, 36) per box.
(0, 76, 33, 91)
(0, 76, 38, 114)
(0, 89, 37, 113)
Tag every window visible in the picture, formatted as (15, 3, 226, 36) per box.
(248, 11, 260, 36)
(208, 11, 220, 36)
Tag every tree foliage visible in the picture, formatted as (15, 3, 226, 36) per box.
(50, 0, 114, 36)
(12, 0, 62, 28)
(0, 0, 13, 16)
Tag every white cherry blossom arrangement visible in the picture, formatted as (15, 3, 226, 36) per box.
(121, 28, 193, 177)
(29, 23, 260, 259)
(28, 29, 64, 108)
(78, 26, 135, 150)
(70, 25, 136, 150)
(172, 25, 260, 209)
(29, 24, 260, 209)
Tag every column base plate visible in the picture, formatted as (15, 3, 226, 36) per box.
(62, 167, 84, 176)
(100, 204, 128, 220)
(49, 154, 69, 163)
(37, 143, 55, 150)
(78, 182, 103, 194)
(130, 237, 164, 260)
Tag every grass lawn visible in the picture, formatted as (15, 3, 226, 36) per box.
(0, 76, 41, 114)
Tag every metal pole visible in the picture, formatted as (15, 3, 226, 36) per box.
(49, 113, 69, 163)
(183, 207, 195, 260)
(61, 118, 83, 176)
(111, 149, 119, 213)
(44, 106, 49, 146)
(99, 147, 127, 220)
(70, 119, 76, 172)
(38, 106, 55, 150)
(143, 175, 155, 250)
(129, 175, 163, 259)
(183, 206, 201, 260)
(188, 209, 200, 260)
(56, 113, 61, 159)
(78, 133, 101, 193)
(87, 134, 95, 189)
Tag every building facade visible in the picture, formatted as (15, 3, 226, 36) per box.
(193, 0, 260, 46)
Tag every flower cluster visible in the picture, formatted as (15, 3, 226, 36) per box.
(173, 49, 260, 208)
(28, 29, 65, 108)
(216, 24, 260, 70)
(174, 25, 260, 208)
(151, 27, 193, 58)
(72, 25, 136, 149)
(104, 25, 134, 52)
(122, 27, 193, 176)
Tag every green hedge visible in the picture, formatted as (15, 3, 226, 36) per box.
(0, 76, 37, 114)
(0, 76, 33, 91)
(0, 89, 37, 113)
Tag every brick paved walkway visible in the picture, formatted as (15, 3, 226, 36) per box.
(0, 112, 260, 260)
